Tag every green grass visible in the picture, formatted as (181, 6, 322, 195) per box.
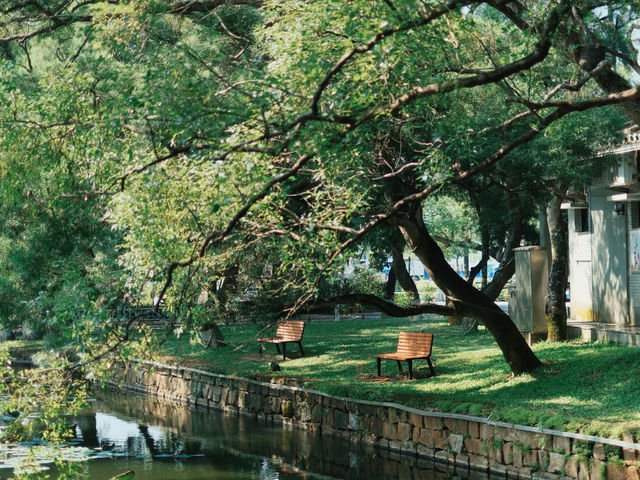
(155, 316, 640, 438)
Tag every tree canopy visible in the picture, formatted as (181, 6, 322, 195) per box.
(0, 0, 638, 386)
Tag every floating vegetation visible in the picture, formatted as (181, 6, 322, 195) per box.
(0, 439, 144, 474)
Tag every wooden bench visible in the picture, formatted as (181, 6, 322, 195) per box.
(258, 320, 305, 360)
(376, 331, 435, 380)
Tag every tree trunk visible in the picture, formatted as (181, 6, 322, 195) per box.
(384, 260, 397, 299)
(393, 206, 541, 375)
(545, 194, 569, 341)
(199, 323, 226, 348)
(391, 244, 420, 302)
(446, 295, 464, 326)
(468, 250, 488, 285)
(482, 196, 523, 300)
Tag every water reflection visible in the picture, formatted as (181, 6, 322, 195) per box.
(64, 392, 469, 480)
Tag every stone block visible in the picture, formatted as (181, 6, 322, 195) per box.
(311, 405, 323, 423)
(523, 450, 539, 468)
(564, 456, 578, 478)
(425, 416, 443, 429)
(383, 422, 398, 441)
(503, 443, 513, 465)
(506, 466, 520, 479)
(548, 452, 565, 474)
(418, 428, 435, 448)
(492, 445, 504, 464)
(449, 434, 464, 454)
(626, 466, 640, 480)
(333, 409, 350, 430)
(480, 424, 494, 440)
(518, 467, 534, 480)
(593, 444, 606, 461)
(331, 398, 347, 411)
(513, 444, 524, 468)
(409, 412, 424, 428)
(281, 400, 293, 418)
(444, 418, 469, 435)
(536, 435, 553, 451)
(465, 437, 484, 455)
(433, 429, 448, 449)
(578, 461, 590, 480)
(387, 408, 400, 424)
(553, 436, 571, 455)
(398, 422, 412, 442)
(372, 418, 385, 437)
(496, 426, 519, 443)
(608, 463, 628, 480)
(469, 421, 480, 438)
(590, 460, 605, 480)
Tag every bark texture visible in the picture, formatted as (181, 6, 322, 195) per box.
(391, 244, 420, 302)
(384, 261, 397, 300)
(544, 194, 569, 341)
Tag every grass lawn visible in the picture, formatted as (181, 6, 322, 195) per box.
(157, 316, 640, 438)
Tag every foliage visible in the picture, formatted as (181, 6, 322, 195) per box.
(0, 0, 638, 447)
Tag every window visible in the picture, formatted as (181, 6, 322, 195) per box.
(631, 202, 640, 229)
(575, 208, 589, 233)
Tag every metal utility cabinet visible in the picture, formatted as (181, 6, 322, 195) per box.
(508, 246, 549, 343)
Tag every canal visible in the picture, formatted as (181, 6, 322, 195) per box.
(36, 392, 463, 480)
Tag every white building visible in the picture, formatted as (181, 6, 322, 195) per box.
(564, 132, 640, 326)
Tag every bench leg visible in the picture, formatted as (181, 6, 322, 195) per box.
(377, 358, 382, 377)
(275, 344, 281, 354)
(298, 341, 304, 357)
(427, 357, 435, 376)
(259, 342, 263, 354)
(396, 361, 403, 374)
(282, 343, 287, 361)
(408, 359, 413, 380)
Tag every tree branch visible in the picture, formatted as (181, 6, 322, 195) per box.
(316, 294, 454, 317)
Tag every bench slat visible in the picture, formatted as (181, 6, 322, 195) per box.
(376, 331, 435, 379)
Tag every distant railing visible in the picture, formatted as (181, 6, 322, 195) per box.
(75, 306, 175, 329)
(625, 131, 640, 144)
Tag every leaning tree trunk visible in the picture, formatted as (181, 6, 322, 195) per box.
(391, 244, 420, 302)
(393, 206, 541, 375)
(545, 194, 569, 341)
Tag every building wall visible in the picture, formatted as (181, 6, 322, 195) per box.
(627, 202, 640, 325)
(589, 186, 629, 324)
(568, 208, 593, 321)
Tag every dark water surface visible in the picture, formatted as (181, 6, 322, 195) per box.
(64, 392, 456, 480)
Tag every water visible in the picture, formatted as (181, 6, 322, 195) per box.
(51, 392, 458, 480)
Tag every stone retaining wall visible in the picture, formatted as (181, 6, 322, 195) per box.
(114, 360, 640, 480)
